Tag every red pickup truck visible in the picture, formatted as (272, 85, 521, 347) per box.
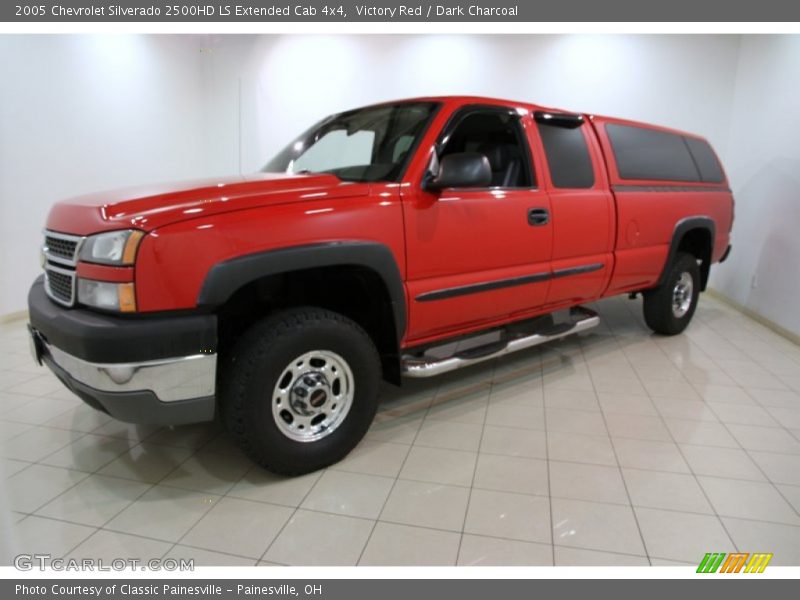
(28, 96, 733, 474)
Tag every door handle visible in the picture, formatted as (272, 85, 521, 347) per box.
(528, 207, 550, 226)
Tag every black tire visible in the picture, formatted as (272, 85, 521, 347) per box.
(643, 252, 701, 335)
(221, 307, 381, 475)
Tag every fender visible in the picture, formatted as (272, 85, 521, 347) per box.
(657, 216, 716, 290)
(197, 241, 407, 340)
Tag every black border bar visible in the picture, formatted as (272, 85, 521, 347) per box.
(3, 1, 800, 22)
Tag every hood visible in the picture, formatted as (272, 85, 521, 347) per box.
(45, 172, 368, 235)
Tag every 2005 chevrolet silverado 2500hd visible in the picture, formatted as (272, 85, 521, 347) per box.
(28, 96, 733, 473)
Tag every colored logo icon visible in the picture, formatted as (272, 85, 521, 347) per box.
(697, 553, 773, 573)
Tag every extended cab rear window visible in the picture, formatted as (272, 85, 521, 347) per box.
(606, 124, 724, 183)
(537, 122, 595, 188)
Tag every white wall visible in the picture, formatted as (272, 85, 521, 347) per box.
(196, 35, 739, 175)
(1, 34, 798, 338)
(709, 35, 800, 337)
(0, 35, 208, 315)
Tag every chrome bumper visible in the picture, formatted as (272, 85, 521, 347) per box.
(40, 337, 216, 403)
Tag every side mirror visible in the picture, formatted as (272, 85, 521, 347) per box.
(426, 152, 492, 191)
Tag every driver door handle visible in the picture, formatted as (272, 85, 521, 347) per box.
(528, 207, 550, 226)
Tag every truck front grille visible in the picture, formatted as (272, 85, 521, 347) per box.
(43, 231, 83, 266)
(42, 231, 82, 307)
(44, 265, 76, 306)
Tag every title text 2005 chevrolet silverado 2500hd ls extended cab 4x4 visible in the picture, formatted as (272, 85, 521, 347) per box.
(28, 96, 733, 474)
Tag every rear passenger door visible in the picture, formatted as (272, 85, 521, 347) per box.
(534, 112, 615, 307)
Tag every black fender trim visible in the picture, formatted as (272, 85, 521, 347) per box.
(197, 241, 407, 340)
(657, 216, 716, 289)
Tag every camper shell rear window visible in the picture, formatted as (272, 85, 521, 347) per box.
(606, 124, 724, 183)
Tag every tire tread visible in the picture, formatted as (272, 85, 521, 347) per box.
(221, 306, 380, 475)
(642, 252, 700, 336)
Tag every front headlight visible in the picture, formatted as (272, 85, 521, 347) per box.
(77, 279, 137, 312)
(79, 230, 144, 266)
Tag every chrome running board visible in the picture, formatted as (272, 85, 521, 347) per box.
(402, 306, 600, 378)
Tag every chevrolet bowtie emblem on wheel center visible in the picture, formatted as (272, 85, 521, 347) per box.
(290, 372, 330, 416)
(697, 552, 774, 573)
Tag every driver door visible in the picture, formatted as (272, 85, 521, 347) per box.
(402, 105, 553, 345)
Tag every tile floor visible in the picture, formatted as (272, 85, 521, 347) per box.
(2, 294, 800, 566)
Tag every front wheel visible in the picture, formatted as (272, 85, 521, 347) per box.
(222, 307, 381, 475)
(642, 252, 701, 335)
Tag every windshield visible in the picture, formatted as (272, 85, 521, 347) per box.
(263, 102, 438, 182)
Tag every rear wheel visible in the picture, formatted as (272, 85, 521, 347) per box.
(643, 252, 701, 335)
(222, 307, 381, 475)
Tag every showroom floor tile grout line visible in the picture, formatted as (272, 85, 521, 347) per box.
(84, 423, 233, 557)
(693, 404, 800, 520)
(29, 469, 155, 523)
(18, 500, 800, 566)
(8, 445, 96, 516)
(128, 487, 221, 561)
(164, 540, 267, 566)
(18, 512, 164, 561)
(254, 441, 388, 565)
(17, 491, 800, 536)
(355, 372, 451, 566)
(699, 306, 800, 360)
(580, 333, 653, 565)
(455, 358, 500, 566)
(364, 387, 449, 562)
(287, 472, 367, 564)
(619, 300, 745, 544)
(148, 445, 800, 513)
(212, 494, 800, 531)
(618, 299, 756, 550)
(729, 392, 800, 512)
(14, 419, 800, 482)
(143, 431, 258, 562)
(540, 367, 557, 566)
(25, 432, 203, 558)
(671, 305, 800, 520)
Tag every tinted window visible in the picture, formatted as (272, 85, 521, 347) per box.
(537, 123, 595, 188)
(684, 137, 724, 183)
(440, 110, 533, 188)
(606, 124, 700, 182)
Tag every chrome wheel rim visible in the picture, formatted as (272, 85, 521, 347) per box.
(271, 350, 354, 442)
(672, 272, 694, 318)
